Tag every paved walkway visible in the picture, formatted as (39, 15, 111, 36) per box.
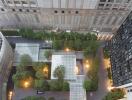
(13, 88, 69, 100)
(87, 47, 109, 100)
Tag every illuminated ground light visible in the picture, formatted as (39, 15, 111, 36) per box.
(107, 79, 114, 91)
(85, 60, 90, 69)
(43, 67, 49, 78)
(85, 64, 90, 68)
(43, 67, 48, 73)
(24, 81, 30, 88)
(86, 60, 89, 63)
(8, 91, 13, 100)
(75, 66, 79, 75)
(65, 48, 70, 52)
(104, 58, 111, 68)
(107, 86, 114, 91)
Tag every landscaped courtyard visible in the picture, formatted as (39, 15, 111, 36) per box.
(2, 29, 125, 100)
(6, 29, 112, 100)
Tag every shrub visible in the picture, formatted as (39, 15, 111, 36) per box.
(48, 97, 55, 100)
(12, 71, 33, 88)
(62, 81, 69, 91)
(49, 80, 62, 91)
(84, 56, 99, 92)
(107, 67, 112, 79)
(90, 78, 98, 91)
(103, 48, 110, 59)
(34, 79, 49, 91)
(2, 30, 19, 36)
(83, 80, 92, 91)
(103, 89, 125, 100)
(21, 96, 46, 100)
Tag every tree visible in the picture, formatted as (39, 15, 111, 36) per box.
(20, 54, 32, 66)
(44, 50, 52, 59)
(33, 62, 44, 71)
(52, 40, 64, 50)
(84, 46, 92, 57)
(34, 79, 49, 91)
(33, 62, 49, 79)
(62, 81, 69, 91)
(21, 96, 46, 100)
(12, 71, 33, 87)
(73, 39, 82, 50)
(53, 65, 65, 81)
(17, 54, 32, 71)
(35, 71, 45, 79)
(83, 80, 92, 91)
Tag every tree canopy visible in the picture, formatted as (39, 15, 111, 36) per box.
(103, 89, 125, 100)
(53, 65, 65, 81)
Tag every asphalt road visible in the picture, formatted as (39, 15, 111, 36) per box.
(87, 47, 109, 100)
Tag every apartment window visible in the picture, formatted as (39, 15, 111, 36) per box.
(120, 7, 126, 10)
(14, 1, 20, 4)
(1, 8, 4, 11)
(33, 10, 36, 12)
(7, 1, 12, 4)
(21, 1, 27, 4)
(54, 10, 58, 13)
(125, 0, 130, 3)
(115, 0, 122, 3)
(112, 8, 118, 10)
(108, 0, 114, 2)
(100, 0, 106, 2)
(62, 10, 64, 13)
(12, 9, 15, 12)
(30, 1, 36, 4)
(99, 4, 105, 7)
(19, 9, 22, 12)
(106, 4, 112, 7)
(26, 9, 29, 12)
(75, 11, 79, 14)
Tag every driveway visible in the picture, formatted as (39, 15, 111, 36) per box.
(87, 47, 109, 100)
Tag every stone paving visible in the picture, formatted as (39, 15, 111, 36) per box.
(87, 47, 109, 100)
(13, 88, 69, 100)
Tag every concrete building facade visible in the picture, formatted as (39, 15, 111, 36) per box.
(0, 32, 13, 100)
(0, 0, 132, 36)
